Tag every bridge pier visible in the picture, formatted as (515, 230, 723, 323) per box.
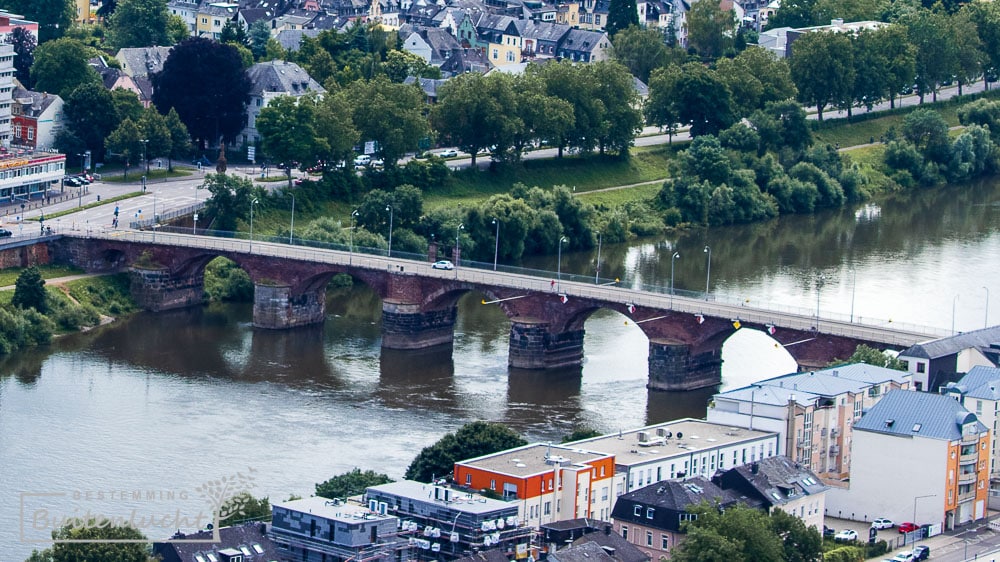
(381, 301, 457, 349)
(129, 266, 204, 311)
(253, 284, 327, 329)
(647, 339, 723, 391)
(508, 319, 585, 370)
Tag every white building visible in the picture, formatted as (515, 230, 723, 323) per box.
(240, 60, 325, 149)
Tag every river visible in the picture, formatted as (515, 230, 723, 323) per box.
(1, 178, 998, 558)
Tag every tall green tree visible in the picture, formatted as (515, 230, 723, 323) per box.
(765, 0, 817, 29)
(62, 82, 119, 161)
(30, 37, 100, 99)
(316, 468, 394, 500)
(645, 64, 683, 141)
(902, 9, 958, 102)
(431, 72, 518, 166)
(534, 61, 607, 156)
(512, 73, 575, 158)
(151, 37, 252, 147)
(164, 108, 192, 171)
(0, 0, 74, 43)
(672, 62, 736, 136)
(316, 90, 361, 166)
(405, 421, 527, 483)
(345, 76, 430, 166)
(589, 61, 642, 156)
(219, 20, 249, 47)
(789, 31, 855, 120)
(686, 0, 736, 59)
(166, 15, 190, 44)
(104, 118, 145, 180)
(610, 25, 678, 83)
(671, 504, 787, 562)
(968, 2, 1000, 91)
(249, 20, 272, 60)
(605, 0, 639, 37)
(12, 266, 48, 313)
(203, 173, 254, 232)
(138, 108, 172, 166)
(256, 93, 330, 186)
(871, 25, 917, 109)
(10, 26, 36, 88)
(949, 9, 984, 95)
(715, 47, 796, 117)
(106, 0, 170, 48)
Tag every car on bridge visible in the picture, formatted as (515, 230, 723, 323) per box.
(0, 228, 11, 238)
(432, 260, 454, 270)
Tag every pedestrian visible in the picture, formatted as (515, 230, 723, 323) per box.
(550, 279, 556, 290)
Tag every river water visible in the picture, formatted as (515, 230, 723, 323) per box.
(1, 178, 998, 558)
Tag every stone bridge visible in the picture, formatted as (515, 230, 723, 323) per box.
(35, 231, 938, 391)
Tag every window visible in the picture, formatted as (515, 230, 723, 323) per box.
(466, 474, 472, 485)
(490, 479, 496, 490)
(595, 15, 601, 24)
(545, 501, 551, 515)
(492, 48, 498, 59)
(506, 51, 514, 62)
(661, 534, 669, 549)
(646, 508, 655, 519)
(917, 362, 926, 373)
(646, 531, 653, 546)
(602, 486, 608, 501)
(634, 505, 642, 516)
(621, 525, 628, 540)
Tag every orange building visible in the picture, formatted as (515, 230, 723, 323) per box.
(454, 444, 616, 529)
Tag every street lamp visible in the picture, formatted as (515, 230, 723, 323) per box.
(670, 250, 680, 294)
(249, 197, 259, 253)
(492, 218, 500, 271)
(595, 232, 602, 284)
(350, 209, 359, 264)
(984, 286, 990, 329)
(386, 205, 393, 257)
(288, 193, 295, 245)
(815, 274, 826, 329)
(140, 139, 149, 188)
(703, 245, 711, 299)
(455, 223, 464, 268)
(557, 236, 568, 291)
(953, 294, 960, 335)
(193, 184, 200, 234)
(850, 268, 857, 323)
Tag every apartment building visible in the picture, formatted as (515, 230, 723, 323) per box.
(943, 366, 1000, 484)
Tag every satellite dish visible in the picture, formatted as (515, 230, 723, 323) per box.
(676, 431, 683, 438)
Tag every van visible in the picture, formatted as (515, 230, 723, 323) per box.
(353, 155, 371, 167)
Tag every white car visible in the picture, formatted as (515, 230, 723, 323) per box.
(353, 155, 371, 167)
(872, 518, 894, 530)
(437, 149, 458, 158)
(890, 552, 915, 562)
(834, 529, 858, 542)
(431, 260, 454, 270)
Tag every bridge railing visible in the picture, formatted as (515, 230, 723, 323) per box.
(84, 226, 950, 340)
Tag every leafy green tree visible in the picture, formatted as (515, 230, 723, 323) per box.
(345, 76, 430, 166)
(249, 20, 272, 60)
(11, 26, 36, 88)
(750, 100, 812, 153)
(106, 0, 170, 48)
(431, 72, 518, 166)
(645, 64, 683, 141)
(138, 108, 172, 166)
(833, 344, 907, 369)
(382, 50, 441, 82)
(671, 524, 744, 562)
(850, 29, 891, 112)
(164, 108, 192, 171)
(958, 99, 1000, 141)
(257, 93, 329, 186)
(62, 83, 118, 161)
(811, 0, 882, 25)
(204, 257, 253, 301)
(166, 15, 190, 44)
(673, 62, 735, 136)
(946, 124, 999, 182)
(30, 37, 100, 99)
(610, 25, 678, 83)
(686, 0, 736, 59)
(902, 9, 958, 102)
(316, 91, 361, 166)
(220, 20, 249, 47)
(672, 503, 784, 562)
(715, 47, 796, 116)
(511, 73, 575, 158)
(769, 508, 823, 562)
(590, 61, 643, 156)
(949, 9, 984, 95)
(12, 266, 48, 313)
(105, 118, 145, 180)
(765, 0, 817, 29)
(405, 421, 527, 483)
(151, 37, 252, 147)
(533, 61, 606, 156)
(218, 491, 271, 524)
(870, 25, 917, 109)
(901, 108, 951, 162)
(316, 468, 394, 500)
(203, 173, 254, 232)
(789, 31, 855, 121)
(561, 427, 601, 443)
(968, 2, 1000, 91)
(0, 0, 74, 43)
(606, 0, 639, 37)
(27, 518, 151, 562)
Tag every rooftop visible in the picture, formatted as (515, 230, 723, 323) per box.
(366, 480, 516, 515)
(900, 326, 1000, 361)
(854, 389, 987, 441)
(457, 443, 610, 477)
(273, 496, 396, 523)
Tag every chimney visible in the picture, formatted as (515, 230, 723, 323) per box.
(751, 462, 759, 474)
(604, 525, 611, 535)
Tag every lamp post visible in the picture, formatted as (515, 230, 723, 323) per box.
(193, 184, 200, 234)
(249, 197, 259, 253)
(140, 139, 148, 189)
(670, 250, 680, 297)
(350, 209, 359, 264)
(152, 190, 157, 242)
(850, 268, 857, 323)
(984, 286, 990, 329)
(492, 218, 500, 271)
(288, 193, 295, 245)
(953, 294, 960, 335)
(386, 205, 393, 257)
(557, 236, 567, 291)
(455, 223, 464, 268)
(595, 232, 602, 284)
(815, 274, 826, 329)
(703, 245, 711, 299)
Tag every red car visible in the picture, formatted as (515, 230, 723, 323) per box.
(898, 522, 919, 534)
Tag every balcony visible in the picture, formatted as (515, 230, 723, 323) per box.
(959, 472, 977, 485)
(961, 434, 980, 446)
(960, 452, 979, 465)
(828, 445, 840, 456)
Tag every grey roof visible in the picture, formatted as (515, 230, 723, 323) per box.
(439, 48, 493, 76)
(615, 477, 740, 515)
(116, 46, 173, 77)
(949, 366, 1000, 400)
(520, 20, 569, 42)
(238, 7, 276, 25)
(12, 86, 59, 117)
(633, 76, 648, 97)
(550, 541, 617, 562)
(569, 527, 650, 562)
(453, 550, 511, 562)
(900, 326, 1000, 361)
(720, 456, 827, 507)
(276, 28, 323, 51)
(559, 28, 607, 53)
(365, 480, 517, 515)
(200, 3, 239, 17)
(152, 523, 278, 562)
(133, 75, 153, 102)
(714, 362, 910, 406)
(403, 76, 450, 98)
(423, 27, 463, 62)
(246, 60, 325, 96)
(854, 389, 987, 440)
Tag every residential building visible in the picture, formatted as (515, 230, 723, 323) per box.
(153, 523, 279, 562)
(825, 390, 990, 529)
(758, 19, 887, 58)
(0, 151, 66, 203)
(565, 419, 779, 499)
(476, 15, 523, 66)
(538, 519, 649, 562)
(706, 363, 911, 478)
(197, 2, 238, 40)
(11, 86, 63, 151)
(0, 11, 39, 44)
(610, 477, 745, 559)
(713, 455, 828, 530)
(167, 0, 200, 34)
(943, 366, 1000, 483)
(240, 60, 324, 148)
(453, 443, 616, 528)
(364, 480, 533, 561)
(269, 496, 416, 562)
(555, 28, 610, 63)
(899, 326, 1000, 392)
(116, 46, 174, 78)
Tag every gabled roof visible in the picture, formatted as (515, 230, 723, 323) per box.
(949, 366, 1000, 400)
(152, 523, 278, 562)
(569, 527, 650, 562)
(238, 7, 276, 24)
(717, 456, 827, 507)
(116, 46, 173, 77)
(12, 86, 60, 117)
(423, 26, 463, 57)
(559, 28, 607, 53)
(550, 541, 617, 562)
(520, 20, 569, 42)
(276, 28, 323, 51)
(439, 48, 493, 76)
(247, 60, 325, 96)
(854, 389, 987, 440)
(899, 326, 1000, 362)
(453, 550, 511, 562)
(403, 76, 450, 98)
(713, 362, 910, 406)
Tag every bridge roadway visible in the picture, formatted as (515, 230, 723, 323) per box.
(16, 226, 949, 389)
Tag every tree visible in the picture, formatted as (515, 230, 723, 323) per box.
(316, 468, 394, 500)
(750, 100, 812, 153)
(219, 20, 249, 47)
(138, 108, 172, 166)
(382, 50, 441, 82)
(902, 9, 958, 102)
(10, 26, 36, 88)
(24, 518, 150, 562)
(769, 508, 823, 562)
(789, 31, 855, 120)
(112, 88, 144, 124)
(949, 9, 984, 95)
(561, 427, 601, 443)
(218, 491, 271, 524)
(249, 20, 272, 60)
(645, 64, 683, 141)
(164, 107, 192, 171)
(533, 61, 607, 156)
(106, 0, 170, 48)
(316, 91, 361, 166)
(12, 266, 48, 313)
(871, 25, 917, 108)
(0, 0, 74, 44)
(672, 62, 735, 136)
(901, 108, 951, 162)
(30, 37, 100, 99)
(203, 173, 254, 232)
(512, 73, 575, 158)
(686, 0, 736, 59)
(152, 37, 252, 147)
(605, 0, 639, 37)
(405, 421, 527, 483)
(345, 76, 430, 166)
(257, 93, 329, 185)
(671, 504, 785, 562)
(968, 2, 1000, 91)
(62, 83, 119, 161)
(716, 47, 796, 116)
(166, 15, 190, 45)
(610, 25, 678, 83)
(958, 98, 1000, 141)
(105, 118, 145, 180)
(833, 344, 907, 370)
(431, 72, 520, 166)
(589, 61, 643, 156)
(765, 0, 817, 29)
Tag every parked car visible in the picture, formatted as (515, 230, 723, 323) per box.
(63, 176, 82, 187)
(353, 155, 371, 167)
(437, 149, 458, 158)
(74, 174, 91, 184)
(872, 518, 894, 530)
(891, 551, 915, 562)
(834, 529, 858, 542)
(823, 526, 836, 538)
(898, 522, 919, 534)
(0, 228, 12, 237)
(431, 260, 454, 270)
(911, 545, 930, 560)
